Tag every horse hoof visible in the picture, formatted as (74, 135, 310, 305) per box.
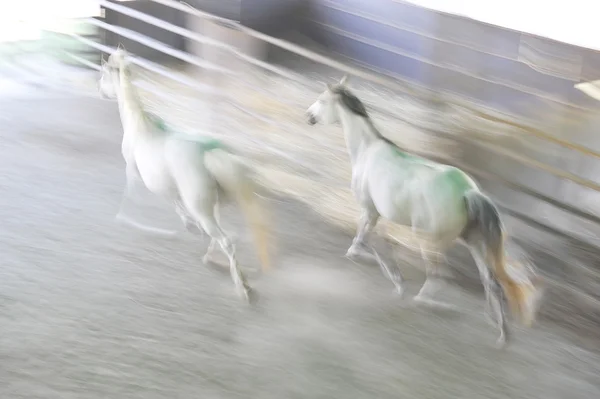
(246, 287, 259, 304)
(412, 296, 457, 311)
(412, 295, 429, 304)
(394, 286, 404, 298)
(237, 286, 252, 303)
(184, 223, 200, 235)
(345, 247, 361, 259)
(495, 335, 507, 349)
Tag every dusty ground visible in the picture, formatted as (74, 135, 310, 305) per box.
(1, 70, 600, 399)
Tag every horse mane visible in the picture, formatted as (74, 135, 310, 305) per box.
(114, 57, 168, 133)
(332, 86, 396, 147)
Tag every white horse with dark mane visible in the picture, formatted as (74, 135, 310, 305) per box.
(306, 76, 541, 345)
(99, 47, 271, 301)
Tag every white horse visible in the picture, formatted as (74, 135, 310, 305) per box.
(306, 76, 541, 345)
(98, 48, 271, 301)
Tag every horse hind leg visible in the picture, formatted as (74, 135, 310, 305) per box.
(368, 244, 404, 295)
(467, 240, 509, 347)
(201, 204, 235, 264)
(487, 277, 509, 347)
(413, 242, 457, 310)
(188, 203, 251, 301)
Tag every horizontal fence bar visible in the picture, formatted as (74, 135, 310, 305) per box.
(69, 33, 339, 158)
(149, 0, 600, 161)
(366, 102, 600, 193)
(66, 55, 600, 262)
(150, 0, 235, 25)
(131, 79, 318, 170)
(98, 0, 320, 90)
(99, 0, 229, 50)
(68, 32, 224, 96)
(320, 1, 582, 82)
(405, 153, 600, 255)
(93, 1, 600, 195)
(69, 33, 600, 233)
(68, 35, 325, 174)
(501, 206, 600, 257)
(439, 143, 600, 226)
(64, 52, 102, 71)
(87, 18, 237, 75)
(70, 30, 600, 237)
(65, 2, 600, 254)
(436, 128, 600, 192)
(311, 20, 589, 111)
(97, 0, 326, 121)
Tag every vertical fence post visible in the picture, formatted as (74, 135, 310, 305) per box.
(185, 14, 269, 136)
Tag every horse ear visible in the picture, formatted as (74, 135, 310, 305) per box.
(340, 75, 349, 86)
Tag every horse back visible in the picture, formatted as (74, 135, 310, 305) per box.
(365, 145, 477, 233)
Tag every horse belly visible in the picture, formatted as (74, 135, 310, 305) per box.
(135, 152, 177, 197)
(369, 180, 414, 225)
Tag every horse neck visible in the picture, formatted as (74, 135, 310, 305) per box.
(337, 104, 380, 166)
(110, 70, 127, 128)
(116, 65, 149, 136)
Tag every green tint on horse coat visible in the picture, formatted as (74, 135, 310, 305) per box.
(362, 139, 479, 240)
(142, 109, 227, 154)
(98, 48, 272, 301)
(170, 133, 230, 154)
(328, 85, 479, 241)
(144, 111, 169, 133)
(306, 77, 540, 346)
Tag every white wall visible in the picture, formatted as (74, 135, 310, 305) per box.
(406, 0, 600, 51)
(0, 0, 101, 42)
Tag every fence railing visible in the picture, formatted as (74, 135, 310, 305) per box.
(64, 0, 600, 302)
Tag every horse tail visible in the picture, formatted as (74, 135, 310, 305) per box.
(463, 190, 538, 326)
(204, 149, 271, 271)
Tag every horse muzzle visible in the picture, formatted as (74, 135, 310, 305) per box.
(307, 114, 317, 125)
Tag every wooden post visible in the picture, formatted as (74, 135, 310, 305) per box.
(185, 14, 269, 134)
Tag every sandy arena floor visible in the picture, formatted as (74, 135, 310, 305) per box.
(1, 58, 600, 398)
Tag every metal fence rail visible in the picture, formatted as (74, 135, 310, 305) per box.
(150, 0, 600, 158)
(65, 0, 600, 294)
(82, 2, 600, 191)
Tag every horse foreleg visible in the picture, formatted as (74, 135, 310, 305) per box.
(345, 209, 403, 293)
(346, 209, 379, 259)
(201, 205, 222, 264)
(202, 239, 217, 264)
(175, 200, 204, 236)
(116, 162, 140, 218)
(115, 163, 178, 236)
